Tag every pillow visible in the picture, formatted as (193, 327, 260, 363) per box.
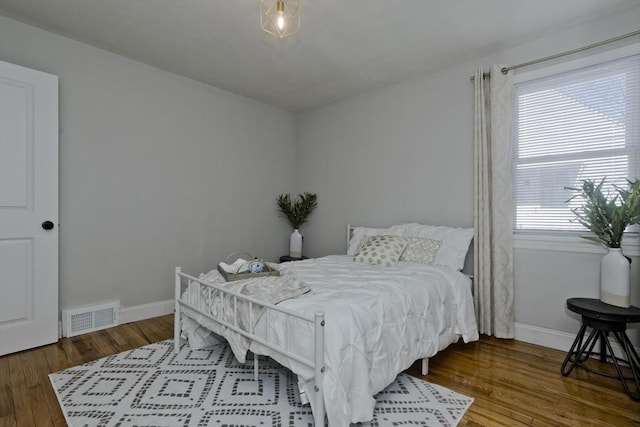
(355, 235, 374, 255)
(401, 223, 474, 271)
(354, 235, 408, 267)
(347, 224, 407, 256)
(400, 237, 442, 264)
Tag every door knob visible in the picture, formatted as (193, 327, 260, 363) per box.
(42, 220, 55, 230)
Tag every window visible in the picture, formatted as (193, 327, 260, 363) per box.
(513, 53, 640, 235)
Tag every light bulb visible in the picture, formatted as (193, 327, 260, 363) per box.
(276, 0, 286, 30)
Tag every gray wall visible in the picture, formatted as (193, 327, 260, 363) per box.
(295, 6, 640, 342)
(2, 6, 639, 345)
(0, 16, 297, 310)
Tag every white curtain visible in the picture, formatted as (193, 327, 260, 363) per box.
(473, 66, 515, 338)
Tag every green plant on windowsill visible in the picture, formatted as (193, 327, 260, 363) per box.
(564, 178, 640, 249)
(276, 192, 318, 229)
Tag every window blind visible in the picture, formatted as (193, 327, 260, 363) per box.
(513, 54, 640, 233)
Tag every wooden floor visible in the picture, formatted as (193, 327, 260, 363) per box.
(0, 315, 638, 426)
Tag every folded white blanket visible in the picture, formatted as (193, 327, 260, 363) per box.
(218, 258, 250, 273)
(185, 269, 310, 363)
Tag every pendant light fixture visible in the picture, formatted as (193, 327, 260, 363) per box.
(261, 0, 300, 39)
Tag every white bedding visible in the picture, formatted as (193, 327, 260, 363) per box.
(182, 255, 478, 426)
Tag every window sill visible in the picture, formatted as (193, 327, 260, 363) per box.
(513, 233, 640, 257)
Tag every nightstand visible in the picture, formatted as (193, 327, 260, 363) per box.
(279, 255, 308, 263)
(561, 298, 640, 401)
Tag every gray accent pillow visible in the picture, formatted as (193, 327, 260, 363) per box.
(354, 235, 408, 267)
(400, 237, 442, 264)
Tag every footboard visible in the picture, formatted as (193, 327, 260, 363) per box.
(174, 267, 326, 425)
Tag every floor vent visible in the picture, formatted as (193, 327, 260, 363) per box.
(62, 301, 120, 337)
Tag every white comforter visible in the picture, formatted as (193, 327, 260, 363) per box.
(183, 255, 478, 426)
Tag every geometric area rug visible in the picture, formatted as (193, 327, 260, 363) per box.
(49, 340, 473, 426)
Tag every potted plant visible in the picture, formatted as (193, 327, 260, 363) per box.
(276, 192, 318, 258)
(565, 178, 640, 307)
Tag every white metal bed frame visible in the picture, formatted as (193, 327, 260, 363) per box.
(174, 268, 326, 425)
(173, 224, 451, 425)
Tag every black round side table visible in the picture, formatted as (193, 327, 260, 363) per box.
(561, 298, 640, 401)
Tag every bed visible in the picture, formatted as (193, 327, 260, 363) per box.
(174, 223, 479, 426)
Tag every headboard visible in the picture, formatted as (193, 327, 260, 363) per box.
(346, 224, 474, 278)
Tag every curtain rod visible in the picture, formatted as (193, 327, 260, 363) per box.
(469, 30, 640, 81)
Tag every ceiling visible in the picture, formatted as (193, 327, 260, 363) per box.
(0, 0, 637, 112)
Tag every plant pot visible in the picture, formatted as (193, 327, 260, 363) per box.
(600, 248, 630, 308)
(289, 229, 302, 258)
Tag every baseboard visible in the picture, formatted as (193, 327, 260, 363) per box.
(515, 322, 577, 352)
(120, 299, 174, 324)
(515, 322, 640, 358)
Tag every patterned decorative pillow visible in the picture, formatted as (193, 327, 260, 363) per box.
(355, 235, 374, 255)
(400, 237, 442, 264)
(354, 235, 408, 267)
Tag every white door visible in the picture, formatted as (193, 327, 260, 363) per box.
(0, 61, 59, 356)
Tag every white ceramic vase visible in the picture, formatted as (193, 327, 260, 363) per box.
(289, 228, 302, 258)
(600, 248, 630, 308)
